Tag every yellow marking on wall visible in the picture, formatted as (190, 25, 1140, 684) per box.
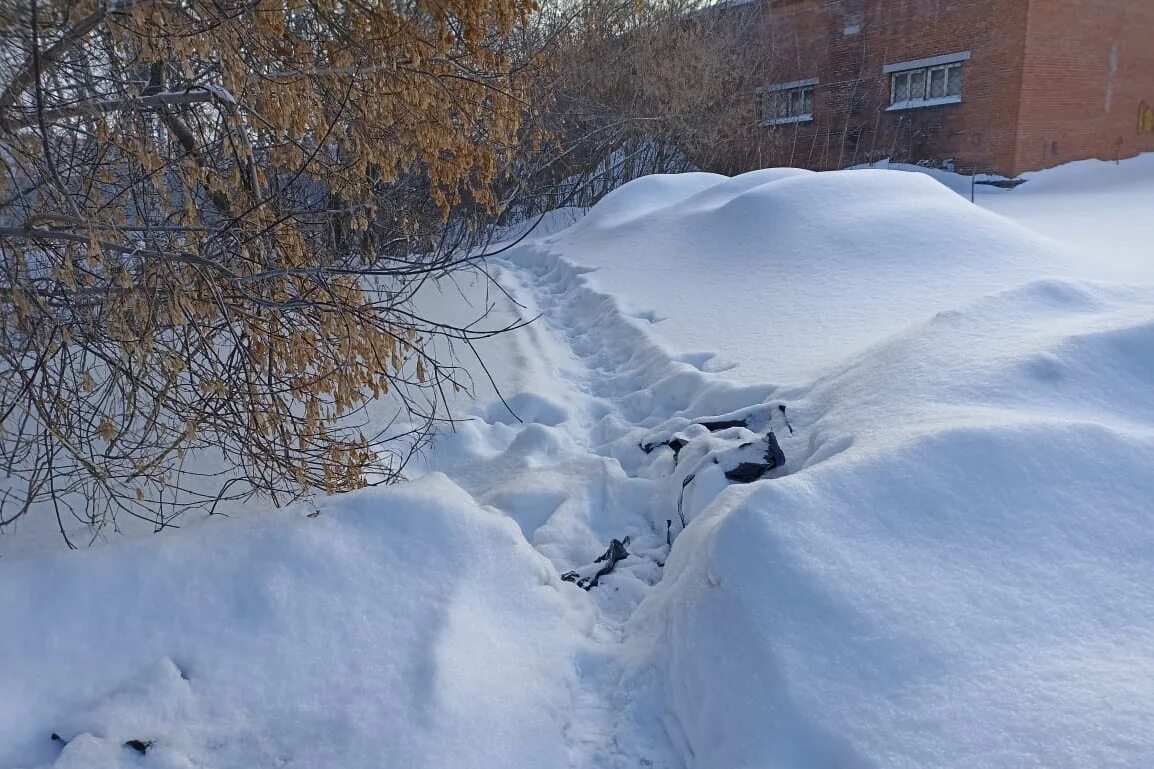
(1139, 102, 1154, 135)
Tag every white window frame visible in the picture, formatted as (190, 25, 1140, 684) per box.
(884, 51, 968, 111)
(757, 78, 817, 126)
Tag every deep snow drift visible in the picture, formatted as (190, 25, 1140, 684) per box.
(528, 167, 1071, 383)
(627, 278, 1154, 769)
(0, 476, 585, 769)
(2, 159, 1153, 769)
(873, 153, 1154, 285)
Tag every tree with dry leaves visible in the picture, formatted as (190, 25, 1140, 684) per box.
(0, 0, 540, 544)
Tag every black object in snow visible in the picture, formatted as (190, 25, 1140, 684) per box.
(766, 431, 786, 468)
(561, 536, 631, 590)
(724, 462, 771, 483)
(49, 734, 153, 755)
(722, 431, 787, 484)
(640, 436, 688, 457)
(778, 404, 794, 434)
(698, 418, 748, 432)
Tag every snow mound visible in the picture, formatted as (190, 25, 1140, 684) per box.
(0, 475, 581, 769)
(561, 172, 726, 235)
(532, 167, 1070, 383)
(865, 153, 1154, 285)
(626, 277, 1154, 769)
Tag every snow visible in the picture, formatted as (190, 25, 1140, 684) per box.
(628, 277, 1154, 769)
(485, 156, 1154, 768)
(524, 166, 1071, 383)
(3, 154, 1154, 769)
(868, 154, 1154, 284)
(0, 475, 582, 769)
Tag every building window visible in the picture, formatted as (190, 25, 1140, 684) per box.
(883, 51, 970, 111)
(890, 62, 963, 108)
(758, 78, 817, 126)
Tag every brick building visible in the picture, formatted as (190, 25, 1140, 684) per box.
(723, 0, 1154, 176)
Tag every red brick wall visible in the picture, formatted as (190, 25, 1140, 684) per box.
(743, 0, 1033, 174)
(734, 0, 1154, 175)
(740, 0, 829, 170)
(861, 0, 1030, 174)
(1014, 0, 1154, 174)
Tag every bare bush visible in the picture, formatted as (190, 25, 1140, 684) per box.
(514, 0, 771, 212)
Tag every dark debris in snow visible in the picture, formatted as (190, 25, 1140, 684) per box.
(562, 537, 631, 590)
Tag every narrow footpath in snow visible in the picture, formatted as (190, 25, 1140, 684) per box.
(422, 226, 813, 768)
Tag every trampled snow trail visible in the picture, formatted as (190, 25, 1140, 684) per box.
(481, 255, 686, 769)
(423, 231, 806, 768)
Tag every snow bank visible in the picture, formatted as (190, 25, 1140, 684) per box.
(982, 155, 1154, 285)
(625, 278, 1154, 769)
(0, 474, 581, 769)
(526, 167, 1068, 383)
(866, 153, 1154, 285)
